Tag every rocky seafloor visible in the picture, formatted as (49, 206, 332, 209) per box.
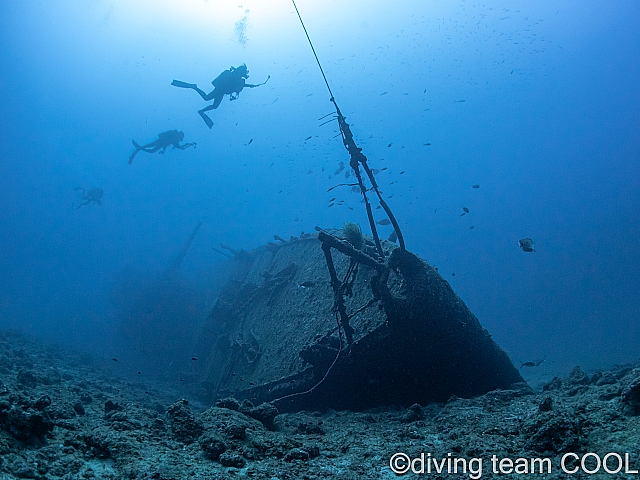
(1, 329, 640, 480)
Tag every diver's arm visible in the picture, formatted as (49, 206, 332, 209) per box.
(245, 76, 269, 88)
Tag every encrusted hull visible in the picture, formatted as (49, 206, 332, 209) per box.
(191, 230, 523, 411)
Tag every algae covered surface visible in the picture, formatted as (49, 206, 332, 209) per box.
(2, 329, 640, 480)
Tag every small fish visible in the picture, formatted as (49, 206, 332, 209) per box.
(454, 99, 466, 103)
(399, 171, 405, 174)
(388, 230, 398, 243)
(469, 226, 475, 229)
(137, 372, 142, 374)
(299, 281, 317, 288)
(274, 235, 287, 243)
(460, 206, 469, 216)
(247, 138, 253, 145)
(519, 238, 535, 252)
(424, 143, 431, 146)
(387, 143, 392, 147)
(377, 219, 391, 225)
(112, 358, 118, 362)
(472, 184, 480, 189)
(191, 357, 198, 361)
(329, 197, 336, 202)
(380, 92, 388, 95)
(328, 203, 334, 207)
(305, 136, 312, 140)
(381, 167, 388, 171)
(452, 272, 456, 277)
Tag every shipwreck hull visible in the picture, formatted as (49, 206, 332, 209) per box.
(192, 230, 523, 411)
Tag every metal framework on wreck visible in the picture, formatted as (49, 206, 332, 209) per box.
(288, 0, 408, 378)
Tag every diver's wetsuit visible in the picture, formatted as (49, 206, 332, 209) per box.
(172, 65, 265, 128)
(128, 130, 196, 164)
(75, 187, 103, 209)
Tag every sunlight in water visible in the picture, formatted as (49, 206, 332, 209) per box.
(120, 0, 246, 28)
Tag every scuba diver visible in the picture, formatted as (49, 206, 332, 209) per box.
(75, 187, 103, 209)
(172, 64, 269, 128)
(128, 130, 196, 165)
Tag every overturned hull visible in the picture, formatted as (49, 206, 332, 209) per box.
(192, 230, 523, 411)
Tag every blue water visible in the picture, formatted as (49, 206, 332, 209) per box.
(1, 0, 638, 381)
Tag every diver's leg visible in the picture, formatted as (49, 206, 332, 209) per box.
(201, 89, 217, 101)
(137, 141, 162, 153)
(211, 95, 223, 109)
(171, 80, 212, 101)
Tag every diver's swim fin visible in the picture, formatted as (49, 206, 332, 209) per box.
(128, 140, 141, 165)
(171, 80, 197, 89)
(198, 110, 214, 129)
(128, 151, 138, 165)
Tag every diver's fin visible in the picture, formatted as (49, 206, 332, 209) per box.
(128, 150, 139, 165)
(199, 111, 214, 129)
(171, 80, 196, 89)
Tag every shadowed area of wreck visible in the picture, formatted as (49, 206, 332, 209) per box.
(189, 229, 523, 411)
